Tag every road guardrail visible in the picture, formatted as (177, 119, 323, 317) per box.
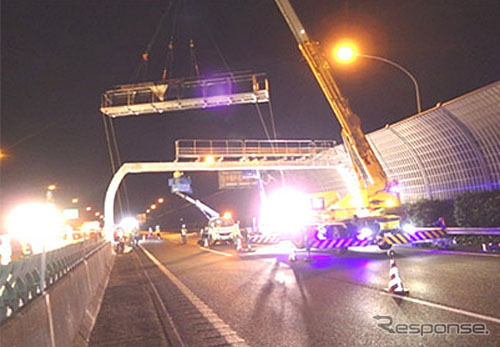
(0, 238, 107, 324)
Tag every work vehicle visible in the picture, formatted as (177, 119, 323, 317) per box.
(174, 192, 240, 247)
(274, 0, 403, 249)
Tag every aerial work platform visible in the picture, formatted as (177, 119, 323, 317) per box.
(100, 72, 269, 117)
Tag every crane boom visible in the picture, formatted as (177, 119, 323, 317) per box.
(174, 192, 220, 220)
(274, 0, 387, 192)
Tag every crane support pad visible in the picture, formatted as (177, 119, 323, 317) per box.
(247, 229, 448, 248)
(309, 237, 373, 249)
(382, 229, 447, 245)
(248, 235, 282, 244)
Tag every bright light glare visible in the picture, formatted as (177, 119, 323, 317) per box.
(0, 235, 12, 265)
(158, 197, 165, 203)
(81, 221, 100, 234)
(6, 202, 64, 253)
(274, 270, 294, 286)
(311, 197, 325, 210)
(259, 188, 312, 235)
(337, 46, 355, 61)
(357, 227, 373, 240)
(402, 223, 415, 233)
(120, 217, 138, 233)
(385, 199, 396, 207)
(223, 211, 232, 219)
(204, 156, 215, 164)
(333, 40, 358, 63)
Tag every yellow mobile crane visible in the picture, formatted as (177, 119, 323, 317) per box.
(274, 0, 402, 244)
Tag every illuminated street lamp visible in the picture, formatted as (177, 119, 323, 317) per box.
(146, 209, 151, 214)
(86, 206, 92, 212)
(334, 43, 422, 114)
(158, 197, 165, 204)
(150, 204, 157, 210)
(95, 212, 100, 217)
(46, 184, 57, 204)
(72, 198, 79, 204)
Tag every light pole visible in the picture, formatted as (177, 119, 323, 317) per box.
(42, 184, 57, 292)
(335, 45, 422, 114)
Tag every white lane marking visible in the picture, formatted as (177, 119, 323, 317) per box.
(140, 246, 247, 346)
(382, 292, 500, 325)
(395, 245, 500, 258)
(45, 293, 56, 347)
(417, 249, 500, 258)
(199, 247, 234, 257)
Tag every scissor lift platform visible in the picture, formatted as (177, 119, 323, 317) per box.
(100, 72, 269, 118)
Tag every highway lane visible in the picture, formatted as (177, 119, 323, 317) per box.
(138, 233, 500, 346)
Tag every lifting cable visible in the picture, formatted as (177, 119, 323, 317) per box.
(268, 99, 278, 139)
(196, 0, 282, 183)
(109, 119, 131, 212)
(101, 115, 124, 218)
(162, 1, 180, 80)
(132, 0, 177, 81)
(189, 39, 201, 77)
(196, 2, 276, 142)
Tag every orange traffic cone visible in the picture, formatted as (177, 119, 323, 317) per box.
(386, 250, 409, 295)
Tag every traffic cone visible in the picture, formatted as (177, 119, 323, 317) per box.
(386, 250, 409, 295)
(288, 242, 297, 262)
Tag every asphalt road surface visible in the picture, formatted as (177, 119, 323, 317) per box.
(132, 233, 500, 346)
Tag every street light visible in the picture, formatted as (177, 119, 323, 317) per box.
(334, 43, 422, 114)
(72, 198, 79, 204)
(46, 184, 57, 204)
(158, 197, 165, 204)
(150, 204, 157, 210)
(86, 206, 92, 212)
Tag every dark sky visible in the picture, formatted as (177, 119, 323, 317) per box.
(1, 0, 500, 227)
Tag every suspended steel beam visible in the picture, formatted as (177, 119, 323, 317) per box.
(101, 72, 269, 118)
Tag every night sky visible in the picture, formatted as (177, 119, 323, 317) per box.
(2, 0, 500, 228)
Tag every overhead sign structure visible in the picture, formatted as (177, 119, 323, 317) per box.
(218, 171, 258, 189)
(104, 160, 339, 235)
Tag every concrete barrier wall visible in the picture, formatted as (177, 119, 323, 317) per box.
(0, 242, 115, 347)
